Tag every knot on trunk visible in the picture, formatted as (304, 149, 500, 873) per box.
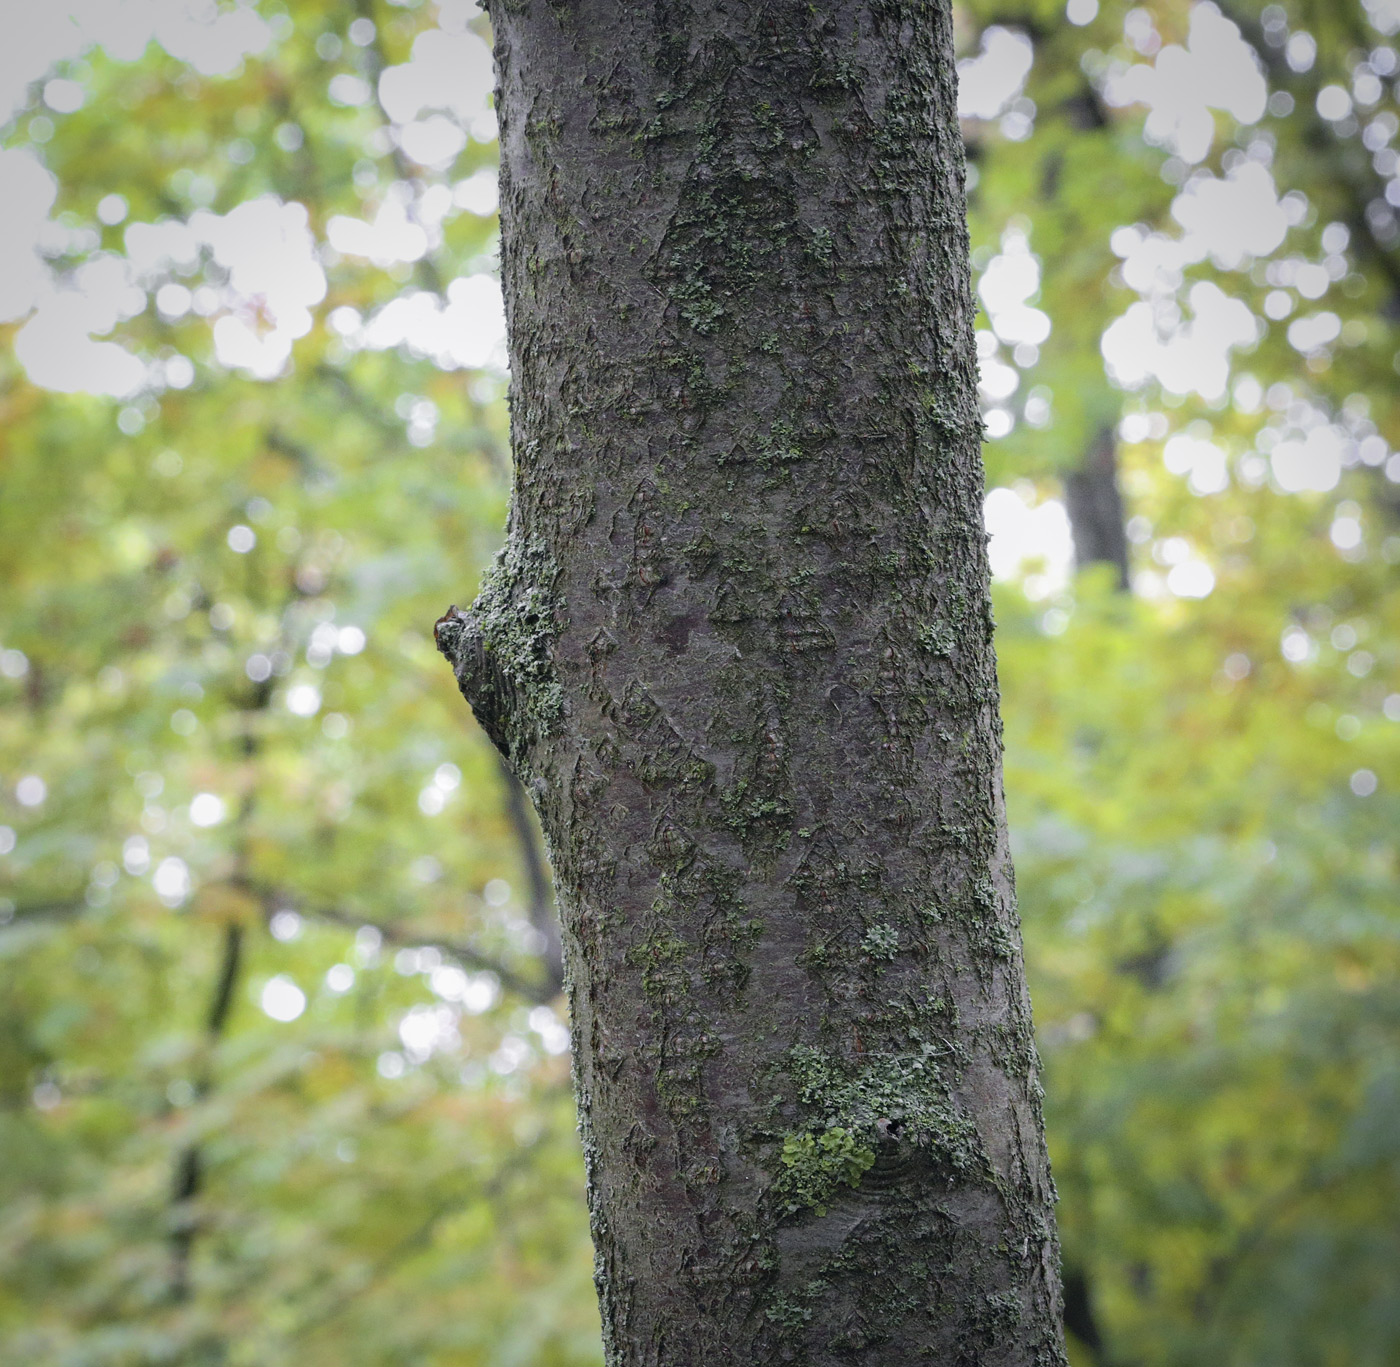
(434, 604, 518, 763)
(433, 540, 565, 777)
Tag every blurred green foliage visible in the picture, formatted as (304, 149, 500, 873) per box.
(0, 2, 1396, 1365)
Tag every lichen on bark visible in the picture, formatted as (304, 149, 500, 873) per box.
(438, 1, 1066, 1362)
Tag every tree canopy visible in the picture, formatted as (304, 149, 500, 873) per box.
(0, 2, 1396, 1364)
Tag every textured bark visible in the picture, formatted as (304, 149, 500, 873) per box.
(437, 2, 1065, 1361)
(1065, 426, 1130, 591)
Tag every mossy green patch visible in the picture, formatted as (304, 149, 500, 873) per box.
(774, 1126, 876, 1215)
(774, 1043, 987, 1199)
(861, 924, 900, 960)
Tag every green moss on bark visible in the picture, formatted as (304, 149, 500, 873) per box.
(775, 1128, 876, 1215)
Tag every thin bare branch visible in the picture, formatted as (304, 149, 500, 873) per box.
(300, 902, 558, 1006)
(496, 752, 565, 996)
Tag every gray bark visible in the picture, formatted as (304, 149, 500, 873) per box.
(437, 2, 1065, 1361)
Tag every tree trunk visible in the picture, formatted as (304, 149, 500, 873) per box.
(1065, 426, 1131, 591)
(437, 2, 1065, 1360)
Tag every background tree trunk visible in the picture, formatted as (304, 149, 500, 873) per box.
(1065, 426, 1131, 591)
(438, 2, 1065, 1360)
